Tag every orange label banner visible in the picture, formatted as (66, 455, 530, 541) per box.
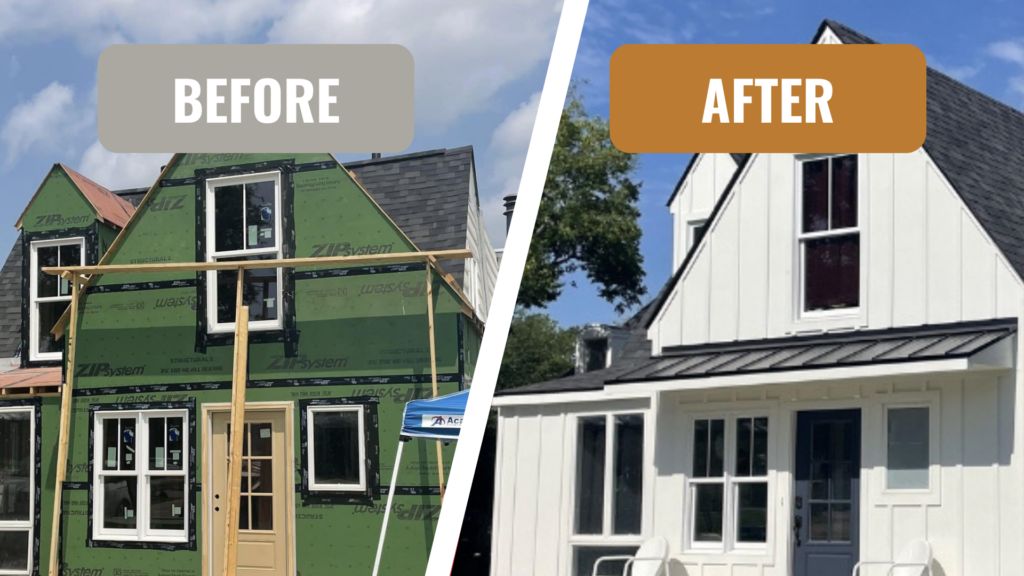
(610, 44, 926, 153)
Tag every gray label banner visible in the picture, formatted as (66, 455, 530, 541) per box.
(98, 44, 414, 153)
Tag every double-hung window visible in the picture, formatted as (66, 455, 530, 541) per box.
(798, 155, 859, 316)
(688, 416, 769, 550)
(205, 171, 283, 333)
(29, 238, 84, 361)
(306, 405, 366, 492)
(93, 410, 188, 543)
(0, 407, 34, 574)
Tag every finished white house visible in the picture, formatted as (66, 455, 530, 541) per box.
(490, 20, 1024, 576)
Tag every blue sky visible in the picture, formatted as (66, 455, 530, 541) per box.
(0, 0, 563, 253)
(543, 0, 1024, 329)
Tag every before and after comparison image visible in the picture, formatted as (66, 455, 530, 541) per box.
(0, 1, 1021, 576)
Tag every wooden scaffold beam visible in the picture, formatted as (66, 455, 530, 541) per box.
(223, 269, 250, 576)
(424, 260, 446, 501)
(48, 274, 80, 576)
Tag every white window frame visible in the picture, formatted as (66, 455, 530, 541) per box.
(684, 413, 771, 554)
(0, 406, 35, 576)
(570, 411, 646, 541)
(794, 153, 863, 323)
(306, 405, 367, 492)
(204, 171, 284, 334)
(685, 217, 708, 253)
(872, 394, 941, 505)
(92, 409, 189, 544)
(29, 237, 85, 362)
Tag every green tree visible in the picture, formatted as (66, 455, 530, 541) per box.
(519, 86, 646, 313)
(498, 310, 578, 390)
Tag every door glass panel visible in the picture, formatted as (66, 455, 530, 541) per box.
(809, 503, 830, 542)
(0, 412, 31, 521)
(251, 423, 273, 456)
(250, 460, 272, 494)
(831, 503, 852, 542)
(0, 531, 29, 571)
(238, 495, 249, 530)
(250, 496, 273, 530)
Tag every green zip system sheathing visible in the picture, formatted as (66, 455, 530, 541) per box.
(41, 152, 478, 576)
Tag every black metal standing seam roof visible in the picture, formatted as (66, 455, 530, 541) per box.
(612, 319, 1017, 384)
(344, 147, 474, 286)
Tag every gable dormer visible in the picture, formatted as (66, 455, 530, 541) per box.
(14, 164, 134, 365)
(667, 153, 744, 272)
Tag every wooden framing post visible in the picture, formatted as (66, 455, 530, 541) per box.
(48, 274, 79, 576)
(424, 263, 446, 501)
(222, 269, 249, 576)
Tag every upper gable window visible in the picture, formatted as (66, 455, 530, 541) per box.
(798, 155, 859, 315)
(30, 237, 84, 362)
(204, 172, 283, 333)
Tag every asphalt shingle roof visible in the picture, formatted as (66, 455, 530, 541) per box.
(344, 147, 473, 285)
(506, 19, 1024, 396)
(0, 242, 22, 359)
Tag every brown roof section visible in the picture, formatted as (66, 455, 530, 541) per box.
(0, 367, 61, 392)
(60, 164, 135, 228)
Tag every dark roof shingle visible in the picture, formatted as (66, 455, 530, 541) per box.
(344, 147, 473, 284)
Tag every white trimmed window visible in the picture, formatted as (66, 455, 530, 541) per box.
(573, 413, 645, 537)
(92, 410, 188, 543)
(307, 405, 366, 492)
(687, 416, 769, 551)
(205, 171, 283, 333)
(0, 407, 34, 575)
(797, 154, 860, 317)
(29, 237, 84, 362)
(885, 406, 930, 490)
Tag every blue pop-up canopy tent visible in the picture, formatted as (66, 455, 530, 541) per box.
(372, 390, 469, 576)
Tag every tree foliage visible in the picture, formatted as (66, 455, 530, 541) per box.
(498, 310, 578, 391)
(518, 87, 646, 313)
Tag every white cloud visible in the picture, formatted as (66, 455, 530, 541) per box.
(0, 81, 90, 167)
(77, 141, 170, 190)
(0, 0, 288, 48)
(988, 39, 1024, 65)
(483, 91, 541, 246)
(986, 39, 1024, 100)
(929, 56, 982, 82)
(0, 0, 561, 131)
(266, 0, 561, 128)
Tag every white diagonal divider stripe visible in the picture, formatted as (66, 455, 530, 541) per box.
(423, 0, 591, 573)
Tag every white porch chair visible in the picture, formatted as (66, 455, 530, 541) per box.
(852, 539, 933, 576)
(591, 537, 670, 576)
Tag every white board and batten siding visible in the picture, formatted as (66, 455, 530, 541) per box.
(650, 150, 1024, 354)
(492, 398, 653, 576)
(653, 371, 1023, 576)
(465, 169, 499, 320)
(670, 154, 739, 272)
